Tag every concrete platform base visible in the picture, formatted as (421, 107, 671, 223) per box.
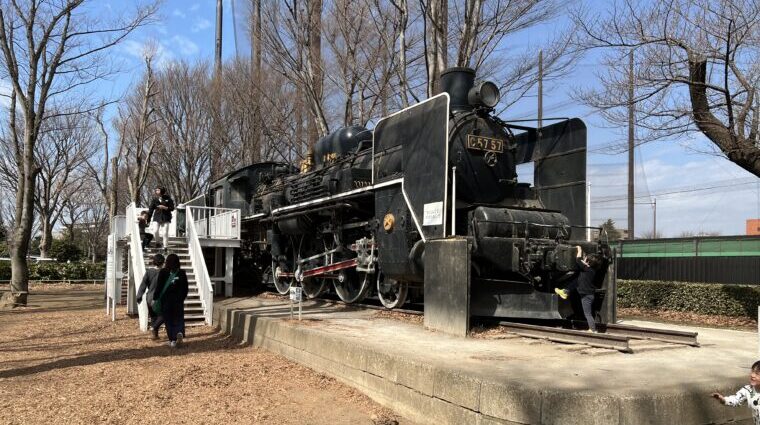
(214, 297, 755, 425)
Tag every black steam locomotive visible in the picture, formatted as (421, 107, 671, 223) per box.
(210, 67, 610, 321)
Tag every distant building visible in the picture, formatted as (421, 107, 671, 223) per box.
(747, 219, 760, 236)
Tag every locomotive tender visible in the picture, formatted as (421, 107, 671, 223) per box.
(210, 67, 610, 322)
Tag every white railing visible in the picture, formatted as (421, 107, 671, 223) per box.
(106, 215, 126, 320)
(186, 206, 241, 240)
(106, 234, 116, 320)
(186, 207, 214, 325)
(126, 203, 150, 331)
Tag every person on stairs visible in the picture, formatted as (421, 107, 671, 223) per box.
(147, 186, 174, 252)
(136, 253, 165, 339)
(153, 253, 188, 349)
(138, 211, 153, 251)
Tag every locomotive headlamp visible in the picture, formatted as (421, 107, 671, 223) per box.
(468, 81, 500, 108)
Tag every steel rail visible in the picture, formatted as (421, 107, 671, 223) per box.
(497, 321, 633, 353)
(600, 323, 700, 347)
(354, 302, 424, 316)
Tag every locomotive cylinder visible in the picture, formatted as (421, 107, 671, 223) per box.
(471, 206, 570, 240)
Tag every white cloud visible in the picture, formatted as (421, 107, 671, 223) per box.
(172, 9, 186, 19)
(191, 17, 212, 33)
(169, 35, 200, 56)
(190, 3, 200, 12)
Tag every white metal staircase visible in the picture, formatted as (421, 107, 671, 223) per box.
(143, 239, 207, 327)
(107, 203, 240, 331)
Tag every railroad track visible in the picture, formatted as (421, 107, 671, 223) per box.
(265, 292, 700, 353)
(496, 321, 699, 353)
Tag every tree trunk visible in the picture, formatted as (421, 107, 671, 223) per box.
(688, 58, 760, 177)
(307, 0, 324, 143)
(396, 0, 410, 108)
(39, 216, 52, 258)
(5, 125, 37, 307)
(109, 156, 118, 226)
(425, 0, 448, 97)
(250, 0, 262, 164)
(456, 0, 481, 68)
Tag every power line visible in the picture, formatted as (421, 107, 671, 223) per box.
(592, 179, 758, 204)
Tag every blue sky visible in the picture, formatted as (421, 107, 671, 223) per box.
(91, 1, 760, 236)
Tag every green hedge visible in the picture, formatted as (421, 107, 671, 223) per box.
(0, 262, 105, 281)
(618, 280, 760, 318)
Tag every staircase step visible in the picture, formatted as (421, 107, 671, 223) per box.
(184, 314, 207, 320)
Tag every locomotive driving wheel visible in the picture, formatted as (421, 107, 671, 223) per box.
(301, 276, 328, 299)
(298, 236, 329, 298)
(272, 263, 293, 295)
(376, 272, 408, 309)
(333, 269, 371, 303)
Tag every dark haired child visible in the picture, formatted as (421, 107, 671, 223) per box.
(713, 361, 760, 424)
(138, 211, 153, 251)
(554, 245, 603, 332)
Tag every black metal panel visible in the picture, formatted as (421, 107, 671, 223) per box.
(373, 94, 450, 240)
(424, 238, 470, 336)
(618, 257, 760, 284)
(374, 187, 420, 281)
(512, 119, 587, 240)
(470, 280, 570, 320)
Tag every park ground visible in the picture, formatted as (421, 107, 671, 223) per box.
(0, 284, 410, 425)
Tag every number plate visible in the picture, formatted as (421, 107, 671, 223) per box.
(466, 135, 504, 153)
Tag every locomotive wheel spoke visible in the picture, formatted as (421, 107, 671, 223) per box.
(301, 277, 328, 298)
(273, 263, 293, 295)
(376, 273, 408, 309)
(334, 269, 371, 303)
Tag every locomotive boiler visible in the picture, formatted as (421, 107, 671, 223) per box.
(210, 67, 610, 322)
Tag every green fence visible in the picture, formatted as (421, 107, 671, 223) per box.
(618, 236, 760, 258)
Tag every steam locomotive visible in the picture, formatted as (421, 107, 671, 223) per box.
(209, 67, 610, 321)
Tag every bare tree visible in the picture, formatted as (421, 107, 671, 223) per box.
(34, 113, 96, 258)
(420, 0, 447, 97)
(152, 60, 212, 202)
(86, 108, 121, 231)
(573, 0, 760, 176)
(262, 1, 329, 140)
(118, 53, 160, 205)
(0, 0, 157, 306)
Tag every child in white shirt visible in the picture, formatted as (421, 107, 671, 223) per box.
(713, 360, 760, 425)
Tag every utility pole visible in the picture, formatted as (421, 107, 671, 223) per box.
(215, 0, 223, 75)
(537, 49, 543, 138)
(211, 0, 223, 182)
(653, 198, 657, 238)
(627, 49, 635, 240)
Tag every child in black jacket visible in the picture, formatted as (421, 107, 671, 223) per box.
(555, 246, 603, 332)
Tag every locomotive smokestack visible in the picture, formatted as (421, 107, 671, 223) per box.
(438, 67, 475, 111)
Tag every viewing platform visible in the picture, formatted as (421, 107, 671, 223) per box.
(215, 296, 754, 425)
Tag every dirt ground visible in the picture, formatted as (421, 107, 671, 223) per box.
(0, 284, 411, 425)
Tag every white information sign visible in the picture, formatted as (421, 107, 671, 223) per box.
(289, 286, 303, 302)
(423, 201, 444, 226)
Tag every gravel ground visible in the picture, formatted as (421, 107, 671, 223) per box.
(0, 284, 410, 425)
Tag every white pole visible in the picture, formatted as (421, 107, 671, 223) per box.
(451, 166, 457, 237)
(587, 182, 591, 240)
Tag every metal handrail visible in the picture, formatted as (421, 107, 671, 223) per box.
(126, 203, 149, 331)
(186, 206, 241, 240)
(185, 208, 214, 325)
